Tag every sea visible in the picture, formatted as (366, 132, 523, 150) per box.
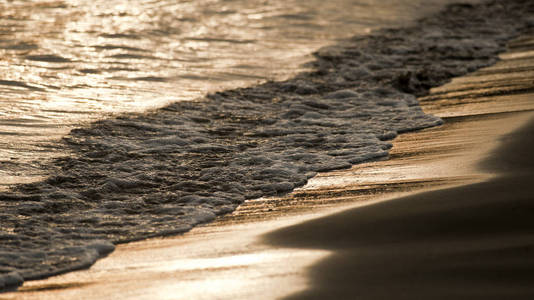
(1, 0, 532, 290)
(0, 0, 472, 187)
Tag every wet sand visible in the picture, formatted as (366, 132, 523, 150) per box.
(3, 33, 534, 299)
(265, 115, 534, 299)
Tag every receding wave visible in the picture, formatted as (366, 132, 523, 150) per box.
(1, 0, 533, 291)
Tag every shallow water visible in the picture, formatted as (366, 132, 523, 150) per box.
(0, 0, 476, 187)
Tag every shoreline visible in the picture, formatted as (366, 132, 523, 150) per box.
(4, 31, 534, 298)
(4, 0, 528, 296)
(264, 115, 534, 300)
(262, 32, 534, 299)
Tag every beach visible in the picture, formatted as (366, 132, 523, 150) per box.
(265, 32, 534, 299)
(3, 27, 534, 300)
(266, 118, 534, 299)
(7, 0, 530, 287)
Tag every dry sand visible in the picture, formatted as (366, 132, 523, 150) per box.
(2, 32, 534, 300)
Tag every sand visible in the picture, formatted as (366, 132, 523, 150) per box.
(265, 115, 534, 299)
(263, 33, 534, 299)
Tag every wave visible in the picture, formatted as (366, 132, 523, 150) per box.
(1, 0, 533, 291)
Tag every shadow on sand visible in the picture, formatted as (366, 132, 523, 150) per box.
(264, 114, 534, 299)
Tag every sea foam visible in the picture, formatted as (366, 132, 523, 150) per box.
(1, 0, 533, 290)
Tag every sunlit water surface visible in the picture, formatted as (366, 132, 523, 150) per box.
(0, 0, 475, 187)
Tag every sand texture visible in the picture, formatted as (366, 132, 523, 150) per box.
(264, 31, 534, 300)
(266, 116, 534, 299)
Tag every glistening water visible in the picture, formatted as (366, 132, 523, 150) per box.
(0, 0, 476, 188)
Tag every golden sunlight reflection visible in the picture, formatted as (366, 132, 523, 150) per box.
(153, 251, 295, 272)
(0, 0, 471, 186)
(12, 219, 331, 300)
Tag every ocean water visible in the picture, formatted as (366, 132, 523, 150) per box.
(0, 0, 473, 187)
(1, 0, 533, 291)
